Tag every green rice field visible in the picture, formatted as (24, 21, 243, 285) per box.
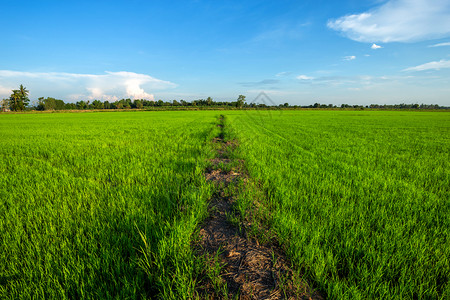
(1, 110, 449, 299)
(0, 111, 217, 298)
(229, 110, 449, 299)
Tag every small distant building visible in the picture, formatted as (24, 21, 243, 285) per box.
(1, 99, 10, 112)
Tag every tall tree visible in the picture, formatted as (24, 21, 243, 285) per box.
(9, 85, 30, 111)
(91, 100, 104, 109)
(236, 95, 246, 108)
(19, 84, 29, 100)
(9, 90, 22, 111)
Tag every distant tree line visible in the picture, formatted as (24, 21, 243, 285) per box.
(303, 102, 446, 109)
(1, 85, 449, 112)
(33, 95, 247, 110)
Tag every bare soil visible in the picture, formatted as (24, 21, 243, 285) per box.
(196, 118, 322, 299)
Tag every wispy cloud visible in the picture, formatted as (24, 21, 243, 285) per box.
(245, 89, 295, 97)
(296, 75, 394, 87)
(327, 0, 450, 42)
(296, 75, 314, 80)
(276, 71, 292, 77)
(238, 79, 280, 87)
(249, 22, 310, 45)
(428, 42, 450, 47)
(371, 43, 382, 49)
(0, 70, 176, 101)
(403, 59, 450, 71)
(252, 28, 298, 43)
(343, 55, 356, 61)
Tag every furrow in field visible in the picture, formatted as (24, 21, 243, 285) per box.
(195, 115, 322, 299)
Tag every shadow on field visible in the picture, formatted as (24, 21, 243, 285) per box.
(0, 275, 19, 286)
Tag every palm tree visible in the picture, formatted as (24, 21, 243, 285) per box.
(19, 84, 30, 108)
(19, 84, 29, 98)
(10, 90, 22, 111)
(9, 85, 30, 111)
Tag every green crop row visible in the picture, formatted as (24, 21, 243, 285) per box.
(0, 111, 220, 299)
(227, 110, 449, 299)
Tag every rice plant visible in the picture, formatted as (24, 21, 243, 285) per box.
(0, 111, 218, 299)
(227, 110, 449, 299)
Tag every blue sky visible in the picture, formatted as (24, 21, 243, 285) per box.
(1, 0, 450, 105)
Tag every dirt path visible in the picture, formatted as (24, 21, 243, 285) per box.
(196, 116, 322, 299)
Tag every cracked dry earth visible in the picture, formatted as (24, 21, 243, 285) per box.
(196, 119, 322, 300)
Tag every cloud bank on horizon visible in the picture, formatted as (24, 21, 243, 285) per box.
(0, 71, 176, 102)
(328, 0, 450, 42)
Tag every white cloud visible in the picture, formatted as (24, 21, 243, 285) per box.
(0, 70, 176, 101)
(371, 43, 382, 49)
(343, 55, 356, 61)
(276, 71, 291, 77)
(429, 42, 450, 47)
(403, 59, 450, 71)
(239, 79, 280, 87)
(327, 0, 450, 42)
(296, 75, 314, 80)
(296, 75, 402, 88)
(0, 85, 13, 97)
